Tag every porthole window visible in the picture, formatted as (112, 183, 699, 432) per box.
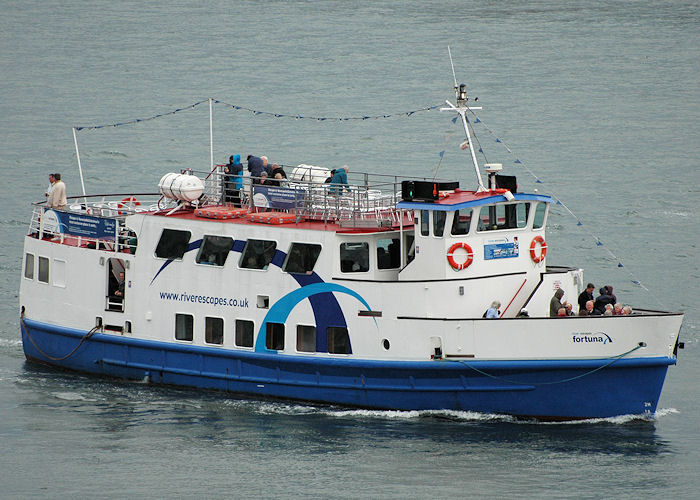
(155, 229, 191, 260)
(382, 339, 390, 350)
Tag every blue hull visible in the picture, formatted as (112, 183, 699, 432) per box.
(20, 318, 674, 420)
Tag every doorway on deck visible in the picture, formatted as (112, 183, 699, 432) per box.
(106, 257, 126, 312)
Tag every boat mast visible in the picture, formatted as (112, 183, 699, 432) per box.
(441, 51, 486, 191)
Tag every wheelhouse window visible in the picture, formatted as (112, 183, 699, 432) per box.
(196, 235, 233, 266)
(420, 210, 429, 236)
(240, 239, 277, 270)
(533, 202, 547, 229)
(175, 313, 193, 341)
(38, 256, 49, 283)
(327, 327, 350, 354)
(433, 211, 446, 237)
(24, 253, 35, 279)
(296, 325, 316, 352)
(450, 208, 472, 235)
(340, 242, 369, 273)
(266, 322, 285, 350)
(283, 243, 322, 274)
(155, 229, 191, 259)
(477, 202, 530, 232)
(377, 238, 400, 269)
(235, 319, 254, 347)
(205, 317, 224, 345)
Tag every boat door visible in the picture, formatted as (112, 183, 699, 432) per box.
(106, 257, 126, 312)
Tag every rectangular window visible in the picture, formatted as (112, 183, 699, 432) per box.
(377, 238, 400, 269)
(433, 211, 446, 237)
(533, 202, 547, 229)
(175, 313, 193, 341)
(38, 256, 49, 283)
(327, 327, 350, 354)
(266, 322, 285, 350)
(205, 317, 224, 344)
(240, 239, 277, 270)
(24, 253, 35, 279)
(283, 243, 322, 274)
(196, 235, 234, 266)
(450, 208, 472, 235)
(477, 203, 529, 231)
(296, 325, 316, 352)
(420, 210, 429, 236)
(155, 229, 191, 260)
(235, 319, 254, 347)
(340, 242, 369, 273)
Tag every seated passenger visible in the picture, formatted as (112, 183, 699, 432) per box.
(613, 303, 623, 315)
(622, 305, 633, 315)
(484, 301, 501, 318)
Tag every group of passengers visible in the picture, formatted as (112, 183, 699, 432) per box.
(551, 283, 633, 317)
(45, 172, 67, 210)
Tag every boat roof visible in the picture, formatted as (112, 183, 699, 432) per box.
(397, 189, 553, 211)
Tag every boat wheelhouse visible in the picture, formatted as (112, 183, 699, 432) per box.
(19, 83, 683, 420)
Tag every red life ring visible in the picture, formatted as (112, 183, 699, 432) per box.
(447, 242, 474, 270)
(530, 236, 547, 263)
(117, 196, 141, 215)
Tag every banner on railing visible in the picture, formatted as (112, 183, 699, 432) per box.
(252, 186, 304, 210)
(42, 210, 117, 240)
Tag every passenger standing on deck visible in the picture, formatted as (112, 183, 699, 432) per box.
(247, 155, 265, 184)
(224, 154, 243, 206)
(329, 165, 349, 195)
(549, 288, 565, 317)
(261, 156, 271, 175)
(45, 173, 55, 199)
(577, 283, 595, 314)
(594, 286, 615, 315)
(46, 173, 67, 210)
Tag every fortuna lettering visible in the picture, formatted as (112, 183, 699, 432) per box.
(571, 332, 613, 344)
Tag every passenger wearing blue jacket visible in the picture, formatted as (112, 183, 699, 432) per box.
(224, 154, 243, 206)
(329, 165, 349, 195)
(247, 155, 265, 183)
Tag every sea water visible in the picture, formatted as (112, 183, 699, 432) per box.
(0, 1, 698, 497)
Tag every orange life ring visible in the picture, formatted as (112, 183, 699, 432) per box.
(117, 196, 141, 215)
(530, 236, 547, 263)
(447, 242, 474, 270)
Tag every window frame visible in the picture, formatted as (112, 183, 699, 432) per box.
(204, 316, 224, 345)
(235, 319, 255, 348)
(196, 235, 234, 267)
(283, 242, 322, 274)
(239, 239, 278, 271)
(175, 313, 194, 342)
(155, 228, 192, 260)
(24, 253, 35, 280)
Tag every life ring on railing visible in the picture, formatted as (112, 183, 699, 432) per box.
(117, 196, 141, 215)
(530, 236, 547, 263)
(447, 242, 473, 270)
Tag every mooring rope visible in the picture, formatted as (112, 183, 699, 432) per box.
(448, 343, 644, 386)
(20, 312, 99, 361)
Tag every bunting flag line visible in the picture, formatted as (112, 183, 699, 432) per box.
(75, 100, 209, 130)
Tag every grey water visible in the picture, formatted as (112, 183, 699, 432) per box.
(1, 0, 698, 497)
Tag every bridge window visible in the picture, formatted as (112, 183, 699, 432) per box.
(377, 238, 400, 269)
(175, 313, 193, 341)
(24, 253, 35, 279)
(340, 242, 369, 273)
(266, 322, 285, 350)
(240, 239, 277, 270)
(533, 202, 547, 229)
(38, 256, 49, 283)
(205, 317, 224, 345)
(477, 203, 530, 232)
(196, 235, 233, 266)
(327, 327, 350, 354)
(420, 210, 429, 236)
(283, 243, 322, 274)
(433, 211, 446, 237)
(450, 208, 472, 235)
(155, 229, 191, 260)
(296, 325, 316, 352)
(235, 319, 254, 347)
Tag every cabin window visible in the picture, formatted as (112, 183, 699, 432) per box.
(196, 235, 234, 266)
(433, 211, 446, 237)
(340, 242, 369, 273)
(235, 319, 254, 347)
(327, 327, 350, 354)
(420, 210, 429, 236)
(377, 238, 400, 269)
(175, 313, 194, 341)
(155, 229, 191, 260)
(296, 325, 316, 352)
(240, 239, 277, 270)
(266, 322, 285, 350)
(477, 203, 529, 231)
(283, 243, 322, 274)
(52, 259, 66, 288)
(533, 202, 547, 229)
(24, 253, 35, 279)
(205, 317, 224, 345)
(38, 256, 49, 283)
(450, 208, 472, 235)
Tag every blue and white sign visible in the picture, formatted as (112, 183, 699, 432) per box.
(253, 186, 303, 210)
(484, 240, 519, 260)
(45, 210, 118, 240)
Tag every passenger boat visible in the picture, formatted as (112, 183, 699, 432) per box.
(19, 83, 684, 420)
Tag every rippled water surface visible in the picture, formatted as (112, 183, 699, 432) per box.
(1, 1, 698, 498)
